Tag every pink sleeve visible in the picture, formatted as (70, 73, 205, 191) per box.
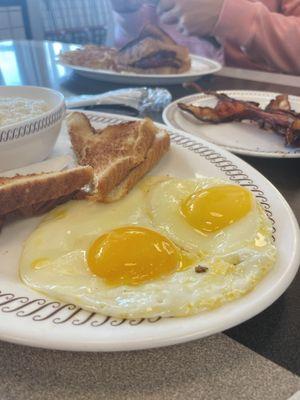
(281, 0, 300, 16)
(213, 0, 300, 74)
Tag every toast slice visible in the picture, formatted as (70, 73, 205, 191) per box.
(103, 129, 170, 202)
(67, 112, 157, 198)
(0, 166, 93, 221)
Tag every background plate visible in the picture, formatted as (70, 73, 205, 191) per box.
(0, 111, 299, 352)
(59, 55, 222, 85)
(163, 90, 300, 158)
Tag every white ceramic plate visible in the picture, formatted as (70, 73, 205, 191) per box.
(59, 54, 222, 85)
(163, 90, 300, 158)
(0, 111, 299, 352)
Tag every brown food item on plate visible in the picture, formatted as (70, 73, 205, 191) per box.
(265, 94, 292, 112)
(0, 166, 93, 227)
(178, 93, 300, 146)
(59, 45, 118, 70)
(104, 129, 170, 202)
(117, 24, 191, 74)
(59, 25, 191, 75)
(67, 112, 170, 202)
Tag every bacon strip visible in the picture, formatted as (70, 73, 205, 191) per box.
(265, 94, 291, 112)
(178, 93, 300, 146)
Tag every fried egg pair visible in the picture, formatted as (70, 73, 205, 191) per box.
(19, 176, 276, 318)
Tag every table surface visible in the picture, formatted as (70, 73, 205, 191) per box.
(0, 40, 299, 397)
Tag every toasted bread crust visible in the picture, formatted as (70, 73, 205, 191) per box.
(140, 24, 177, 45)
(66, 112, 96, 161)
(118, 24, 191, 74)
(118, 39, 191, 74)
(95, 130, 170, 202)
(4, 192, 78, 221)
(0, 166, 93, 217)
(119, 24, 176, 52)
(67, 112, 157, 197)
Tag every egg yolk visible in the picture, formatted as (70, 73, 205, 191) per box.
(181, 185, 252, 233)
(87, 226, 181, 285)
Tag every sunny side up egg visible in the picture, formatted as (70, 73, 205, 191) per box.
(19, 176, 276, 319)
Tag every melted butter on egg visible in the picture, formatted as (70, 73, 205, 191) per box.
(87, 226, 197, 286)
(181, 185, 253, 233)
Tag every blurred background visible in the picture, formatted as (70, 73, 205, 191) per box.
(0, 0, 114, 86)
(0, 0, 113, 45)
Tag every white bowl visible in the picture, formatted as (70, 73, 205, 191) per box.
(0, 86, 65, 172)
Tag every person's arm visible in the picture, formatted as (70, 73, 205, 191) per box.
(213, 0, 300, 74)
(157, 0, 224, 36)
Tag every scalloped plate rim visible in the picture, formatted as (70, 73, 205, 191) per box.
(0, 111, 299, 352)
(163, 90, 300, 158)
(58, 54, 222, 85)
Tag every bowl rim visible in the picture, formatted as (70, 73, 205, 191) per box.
(0, 86, 65, 132)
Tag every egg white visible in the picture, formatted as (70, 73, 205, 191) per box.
(146, 177, 263, 255)
(19, 176, 276, 319)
